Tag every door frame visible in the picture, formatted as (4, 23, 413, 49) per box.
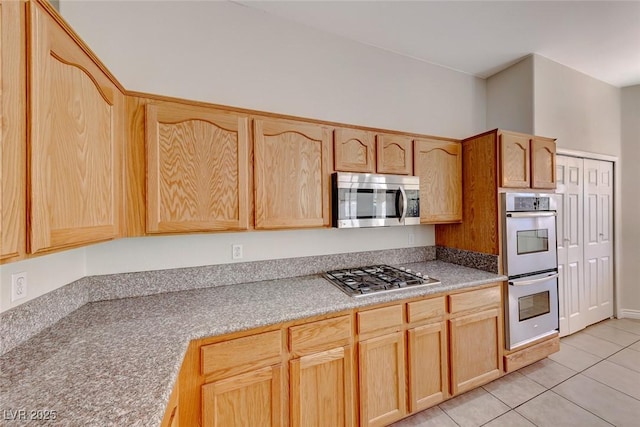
(556, 148, 620, 320)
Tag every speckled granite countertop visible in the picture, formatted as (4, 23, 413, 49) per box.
(0, 261, 505, 426)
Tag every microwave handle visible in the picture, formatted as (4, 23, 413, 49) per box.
(398, 186, 408, 222)
(509, 273, 559, 287)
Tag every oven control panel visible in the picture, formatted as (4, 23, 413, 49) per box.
(504, 193, 556, 212)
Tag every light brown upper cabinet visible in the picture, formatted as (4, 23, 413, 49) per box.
(145, 103, 249, 233)
(436, 129, 556, 258)
(413, 139, 462, 223)
(530, 137, 557, 189)
(1, 0, 27, 262)
(334, 128, 376, 173)
(28, 1, 124, 254)
(253, 118, 332, 229)
(500, 130, 556, 189)
(376, 134, 413, 175)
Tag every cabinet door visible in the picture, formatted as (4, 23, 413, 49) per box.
(254, 118, 332, 229)
(413, 139, 462, 223)
(290, 346, 355, 427)
(376, 134, 413, 175)
(334, 128, 375, 173)
(202, 365, 283, 427)
(407, 321, 448, 412)
(500, 132, 530, 188)
(0, 0, 26, 261)
(146, 103, 249, 233)
(449, 309, 502, 395)
(29, 2, 123, 253)
(531, 137, 556, 189)
(359, 332, 407, 427)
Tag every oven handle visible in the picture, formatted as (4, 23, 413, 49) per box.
(506, 211, 557, 218)
(398, 186, 408, 223)
(509, 273, 559, 287)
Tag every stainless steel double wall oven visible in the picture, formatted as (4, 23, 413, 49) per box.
(502, 193, 559, 350)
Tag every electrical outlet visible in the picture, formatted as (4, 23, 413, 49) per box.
(11, 272, 27, 302)
(232, 244, 243, 260)
(408, 233, 415, 245)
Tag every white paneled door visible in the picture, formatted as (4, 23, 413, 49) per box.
(555, 155, 614, 336)
(555, 156, 585, 335)
(583, 159, 614, 326)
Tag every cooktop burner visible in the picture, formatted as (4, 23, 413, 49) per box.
(324, 265, 440, 297)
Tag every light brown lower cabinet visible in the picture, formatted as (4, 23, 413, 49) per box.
(407, 320, 448, 412)
(449, 308, 502, 395)
(290, 346, 355, 427)
(359, 331, 407, 427)
(170, 285, 508, 426)
(202, 365, 283, 427)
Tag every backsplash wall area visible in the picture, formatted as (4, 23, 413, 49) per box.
(0, 244, 437, 355)
(0, 226, 434, 313)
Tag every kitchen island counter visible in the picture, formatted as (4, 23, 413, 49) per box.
(0, 260, 505, 426)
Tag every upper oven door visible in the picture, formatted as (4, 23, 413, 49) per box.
(504, 211, 558, 276)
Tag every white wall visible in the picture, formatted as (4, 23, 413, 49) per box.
(533, 55, 622, 155)
(486, 55, 534, 134)
(0, 1, 487, 313)
(621, 85, 640, 315)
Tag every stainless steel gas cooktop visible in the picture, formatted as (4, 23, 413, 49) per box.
(323, 265, 440, 297)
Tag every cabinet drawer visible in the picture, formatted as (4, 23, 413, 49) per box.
(358, 304, 404, 335)
(449, 286, 501, 315)
(407, 297, 446, 323)
(289, 315, 352, 357)
(201, 330, 282, 378)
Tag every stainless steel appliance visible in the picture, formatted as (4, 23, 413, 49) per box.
(323, 265, 440, 297)
(502, 193, 559, 350)
(331, 172, 420, 228)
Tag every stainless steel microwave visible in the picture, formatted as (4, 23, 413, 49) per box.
(331, 172, 420, 228)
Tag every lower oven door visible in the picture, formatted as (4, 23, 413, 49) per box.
(506, 271, 559, 350)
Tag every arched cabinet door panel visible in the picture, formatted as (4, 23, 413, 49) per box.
(28, 1, 123, 254)
(145, 103, 249, 233)
(253, 118, 332, 229)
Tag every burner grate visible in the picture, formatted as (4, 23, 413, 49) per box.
(324, 265, 440, 297)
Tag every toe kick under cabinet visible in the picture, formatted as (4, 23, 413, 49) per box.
(170, 283, 504, 427)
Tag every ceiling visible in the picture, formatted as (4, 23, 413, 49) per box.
(236, 0, 640, 88)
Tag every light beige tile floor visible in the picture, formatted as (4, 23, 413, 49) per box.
(391, 318, 640, 427)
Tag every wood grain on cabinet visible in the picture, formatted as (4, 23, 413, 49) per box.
(504, 335, 559, 372)
(201, 330, 282, 380)
(123, 95, 148, 237)
(145, 103, 249, 233)
(413, 139, 462, 223)
(358, 304, 404, 338)
(202, 365, 283, 427)
(436, 131, 499, 255)
(290, 346, 355, 427)
(28, 1, 123, 253)
(407, 321, 448, 412)
(0, 0, 26, 262)
(376, 134, 413, 175)
(407, 297, 446, 323)
(359, 331, 407, 427)
(500, 131, 531, 188)
(449, 308, 502, 395)
(448, 286, 501, 315)
(254, 118, 332, 229)
(161, 381, 179, 427)
(531, 137, 557, 189)
(289, 315, 352, 357)
(334, 128, 376, 173)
